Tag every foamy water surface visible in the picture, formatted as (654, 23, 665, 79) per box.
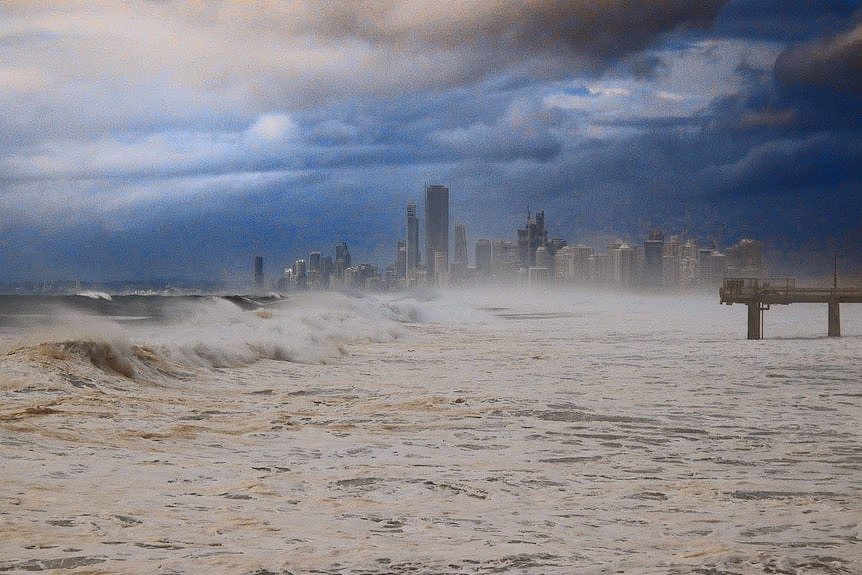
(0, 290, 859, 574)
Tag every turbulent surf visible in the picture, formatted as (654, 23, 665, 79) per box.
(0, 290, 859, 574)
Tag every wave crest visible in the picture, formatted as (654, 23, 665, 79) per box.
(12, 292, 410, 382)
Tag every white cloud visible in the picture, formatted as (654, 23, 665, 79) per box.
(656, 90, 687, 102)
(246, 113, 299, 144)
(589, 86, 631, 98)
(0, 67, 44, 93)
(544, 39, 783, 124)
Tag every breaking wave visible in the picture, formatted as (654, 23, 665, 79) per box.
(75, 291, 113, 301)
(2, 292, 419, 383)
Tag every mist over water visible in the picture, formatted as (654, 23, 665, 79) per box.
(0, 289, 859, 574)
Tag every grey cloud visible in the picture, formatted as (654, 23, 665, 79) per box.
(0, 1, 730, 117)
(715, 0, 859, 42)
(324, 1, 729, 69)
(775, 22, 862, 94)
(700, 134, 862, 195)
(429, 105, 564, 163)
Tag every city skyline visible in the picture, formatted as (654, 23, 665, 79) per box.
(244, 191, 773, 294)
(0, 3, 860, 282)
(0, 185, 847, 290)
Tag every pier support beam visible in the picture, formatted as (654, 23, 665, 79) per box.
(747, 302, 762, 340)
(828, 301, 840, 337)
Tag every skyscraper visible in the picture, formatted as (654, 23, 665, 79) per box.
(517, 210, 548, 269)
(424, 184, 449, 279)
(395, 239, 407, 279)
(643, 229, 664, 287)
(453, 223, 467, 268)
(254, 256, 264, 290)
(335, 242, 351, 267)
(308, 251, 321, 272)
(294, 258, 307, 290)
(335, 241, 351, 282)
(308, 251, 321, 290)
(475, 239, 492, 277)
(406, 201, 420, 281)
(726, 238, 766, 278)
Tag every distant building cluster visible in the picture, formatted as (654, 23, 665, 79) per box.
(257, 184, 768, 292)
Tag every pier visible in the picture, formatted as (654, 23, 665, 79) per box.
(720, 277, 862, 339)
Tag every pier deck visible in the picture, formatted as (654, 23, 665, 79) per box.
(720, 278, 862, 339)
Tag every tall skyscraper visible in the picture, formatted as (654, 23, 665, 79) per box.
(254, 256, 264, 290)
(406, 201, 420, 280)
(424, 184, 449, 279)
(395, 239, 407, 279)
(475, 239, 492, 277)
(308, 251, 321, 272)
(643, 229, 664, 287)
(453, 223, 468, 268)
(308, 251, 321, 290)
(294, 258, 307, 290)
(610, 242, 635, 285)
(517, 210, 548, 269)
(335, 241, 351, 281)
(335, 242, 351, 267)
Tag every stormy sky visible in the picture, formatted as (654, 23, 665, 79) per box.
(1, 1, 860, 282)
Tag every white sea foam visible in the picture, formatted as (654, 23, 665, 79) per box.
(75, 290, 113, 301)
(1, 292, 409, 380)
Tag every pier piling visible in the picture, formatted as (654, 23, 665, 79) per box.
(747, 302, 761, 340)
(828, 301, 840, 337)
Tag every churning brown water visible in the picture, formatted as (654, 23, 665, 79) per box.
(1, 290, 859, 574)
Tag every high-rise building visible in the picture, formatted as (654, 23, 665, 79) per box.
(662, 235, 682, 288)
(395, 239, 407, 279)
(554, 246, 574, 282)
(534, 245, 550, 269)
(453, 223, 468, 268)
(591, 252, 611, 284)
(308, 251, 321, 272)
(294, 258, 307, 289)
(281, 267, 294, 290)
(406, 202, 420, 281)
(451, 223, 468, 282)
(335, 242, 351, 268)
(679, 240, 698, 287)
(424, 184, 449, 279)
(335, 241, 351, 282)
(517, 210, 548, 269)
(475, 239, 492, 277)
(307, 251, 322, 290)
(726, 238, 766, 278)
(572, 245, 594, 282)
(254, 256, 264, 290)
(491, 240, 521, 280)
(434, 251, 449, 287)
(643, 229, 664, 287)
(556, 244, 595, 283)
(320, 255, 334, 288)
(698, 250, 728, 286)
(610, 242, 635, 285)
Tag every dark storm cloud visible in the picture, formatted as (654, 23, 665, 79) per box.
(775, 22, 862, 94)
(290, 1, 730, 73)
(701, 134, 862, 195)
(0, 1, 732, 122)
(715, 0, 859, 41)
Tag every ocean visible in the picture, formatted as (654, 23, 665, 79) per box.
(0, 289, 859, 574)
